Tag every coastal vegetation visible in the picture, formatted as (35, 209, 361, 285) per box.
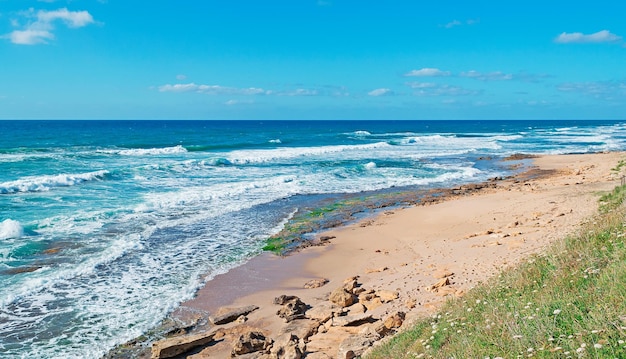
(367, 183, 626, 358)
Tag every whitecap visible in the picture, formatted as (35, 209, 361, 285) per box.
(0, 170, 109, 194)
(0, 219, 24, 240)
(269, 139, 282, 144)
(364, 162, 377, 170)
(99, 145, 187, 156)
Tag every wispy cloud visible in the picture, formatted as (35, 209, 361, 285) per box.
(158, 83, 269, 95)
(4, 7, 95, 45)
(554, 30, 622, 44)
(557, 80, 626, 100)
(441, 19, 479, 29)
(175, 74, 187, 80)
(404, 68, 451, 77)
(407, 82, 480, 96)
(367, 88, 394, 96)
(158, 83, 325, 97)
(406, 68, 549, 83)
(460, 70, 513, 81)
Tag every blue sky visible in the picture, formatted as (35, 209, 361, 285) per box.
(1, 1, 626, 120)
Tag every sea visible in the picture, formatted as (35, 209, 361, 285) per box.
(1, 119, 625, 358)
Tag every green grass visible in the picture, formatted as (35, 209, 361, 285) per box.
(367, 184, 626, 359)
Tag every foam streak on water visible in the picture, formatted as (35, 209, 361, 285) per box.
(0, 120, 625, 358)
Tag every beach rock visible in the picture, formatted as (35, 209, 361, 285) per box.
(279, 319, 319, 340)
(332, 313, 374, 327)
(361, 297, 383, 311)
(337, 333, 378, 359)
(269, 333, 303, 359)
(329, 288, 356, 307)
(375, 311, 405, 336)
(346, 302, 366, 315)
(275, 296, 308, 322)
(232, 331, 273, 356)
(210, 305, 259, 325)
(429, 277, 450, 292)
(306, 302, 337, 323)
(342, 278, 359, 293)
(376, 289, 399, 303)
(274, 295, 299, 305)
(304, 353, 333, 359)
(151, 331, 216, 358)
(303, 278, 329, 289)
(319, 235, 335, 242)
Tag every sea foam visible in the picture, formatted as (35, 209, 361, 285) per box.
(0, 170, 109, 194)
(100, 145, 187, 156)
(0, 219, 23, 240)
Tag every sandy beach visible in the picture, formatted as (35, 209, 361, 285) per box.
(154, 152, 625, 358)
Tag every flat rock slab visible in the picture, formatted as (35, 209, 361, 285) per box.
(279, 319, 320, 340)
(332, 313, 374, 327)
(210, 305, 259, 325)
(151, 331, 215, 359)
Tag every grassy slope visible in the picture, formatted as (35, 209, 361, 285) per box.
(368, 184, 626, 359)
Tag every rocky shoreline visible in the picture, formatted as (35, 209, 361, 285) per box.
(106, 152, 624, 358)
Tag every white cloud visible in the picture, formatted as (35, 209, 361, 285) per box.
(407, 82, 480, 96)
(443, 20, 461, 29)
(158, 83, 269, 95)
(554, 30, 622, 44)
(442, 19, 479, 29)
(8, 29, 54, 44)
(278, 88, 319, 96)
(404, 68, 451, 77)
(406, 82, 437, 89)
(5, 7, 94, 45)
(37, 8, 94, 28)
(176, 74, 187, 80)
(557, 80, 626, 100)
(158, 83, 323, 97)
(460, 70, 514, 81)
(367, 88, 393, 96)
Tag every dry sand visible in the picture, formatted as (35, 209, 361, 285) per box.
(164, 152, 625, 358)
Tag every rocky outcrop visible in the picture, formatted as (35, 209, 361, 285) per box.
(210, 305, 259, 325)
(303, 278, 329, 289)
(232, 330, 273, 356)
(275, 296, 308, 323)
(328, 288, 356, 307)
(151, 331, 216, 359)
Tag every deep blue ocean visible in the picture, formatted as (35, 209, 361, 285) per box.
(1, 119, 625, 358)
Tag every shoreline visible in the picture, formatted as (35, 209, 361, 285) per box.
(125, 152, 625, 358)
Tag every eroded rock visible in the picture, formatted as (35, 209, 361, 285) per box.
(231, 331, 273, 356)
(210, 305, 259, 325)
(329, 288, 356, 307)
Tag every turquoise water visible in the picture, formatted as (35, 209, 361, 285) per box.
(0, 119, 625, 358)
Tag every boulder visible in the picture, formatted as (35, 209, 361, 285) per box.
(329, 288, 356, 307)
(232, 331, 273, 356)
(346, 303, 366, 315)
(151, 331, 215, 359)
(332, 313, 374, 327)
(376, 290, 399, 303)
(270, 333, 302, 359)
(279, 319, 319, 341)
(210, 305, 259, 325)
(362, 297, 383, 311)
(337, 333, 378, 359)
(375, 311, 406, 337)
(275, 296, 308, 322)
(303, 278, 329, 289)
(306, 302, 337, 323)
